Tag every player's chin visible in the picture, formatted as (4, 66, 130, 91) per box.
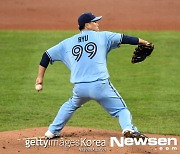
(95, 28, 100, 31)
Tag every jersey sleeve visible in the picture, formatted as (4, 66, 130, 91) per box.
(46, 42, 64, 64)
(105, 31, 123, 51)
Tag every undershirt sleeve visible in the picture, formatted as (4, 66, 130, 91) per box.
(39, 52, 50, 68)
(121, 34, 139, 45)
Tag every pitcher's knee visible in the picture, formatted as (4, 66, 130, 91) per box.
(66, 98, 82, 110)
(109, 107, 127, 117)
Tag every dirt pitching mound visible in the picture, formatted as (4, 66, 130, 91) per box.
(0, 127, 179, 154)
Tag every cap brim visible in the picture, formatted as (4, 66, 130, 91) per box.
(91, 16, 102, 22)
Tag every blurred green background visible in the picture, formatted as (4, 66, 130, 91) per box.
(0, 30, 179, 135)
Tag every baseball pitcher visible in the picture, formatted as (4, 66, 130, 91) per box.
(35, 12, 154, 140)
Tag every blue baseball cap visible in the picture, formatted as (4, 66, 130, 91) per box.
(78, 12, 102, 27)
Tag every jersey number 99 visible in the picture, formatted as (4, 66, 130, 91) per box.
(72, 42, 97, 62)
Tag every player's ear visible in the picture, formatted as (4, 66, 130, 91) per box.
(85, 23, 91, 30)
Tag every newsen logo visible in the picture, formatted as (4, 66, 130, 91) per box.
(110, 137, 177, 147)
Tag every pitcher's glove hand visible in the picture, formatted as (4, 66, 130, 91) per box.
(131, 43, 154, 64)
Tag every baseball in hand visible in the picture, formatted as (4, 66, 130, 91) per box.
(35, 84, 43, 91)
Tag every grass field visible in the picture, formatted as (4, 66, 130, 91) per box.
(0, 30, 179, 135)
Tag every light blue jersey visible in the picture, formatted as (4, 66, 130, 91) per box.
(46, 30, 123, 83)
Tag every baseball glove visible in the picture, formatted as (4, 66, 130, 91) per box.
(131, 43, 154, 64)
